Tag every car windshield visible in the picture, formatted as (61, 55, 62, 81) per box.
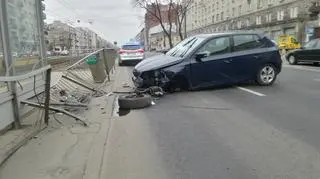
(122, 45, 141, 50)
(166, 36, 206, 57)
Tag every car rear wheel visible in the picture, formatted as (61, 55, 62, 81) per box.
(256, 64, 277, 86)
(313, 62, 319, 66)
(288, 55, 297, 65)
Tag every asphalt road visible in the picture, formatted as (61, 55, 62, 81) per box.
(102, 63, 320, 179)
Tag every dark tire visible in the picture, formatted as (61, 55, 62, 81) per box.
(118, 94, 152, 109)
(288, 55, 297, 65)
(256, 64, 277, 86)
(313, 62, 320, 66)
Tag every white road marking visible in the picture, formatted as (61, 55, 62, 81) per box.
(283, 65, 320, 73)
(237, 87, 266, 97)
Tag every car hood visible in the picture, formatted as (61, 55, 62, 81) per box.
(134, 54, 183, 72)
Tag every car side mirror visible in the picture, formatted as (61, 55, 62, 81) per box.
(195, 52, 208, 62)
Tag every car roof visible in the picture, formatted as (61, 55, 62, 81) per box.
(193, 32, 262, 39)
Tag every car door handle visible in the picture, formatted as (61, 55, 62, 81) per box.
(223, 59, 232, 63)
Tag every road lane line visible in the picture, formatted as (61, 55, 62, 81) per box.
(237, 87, 266, 97)
(283, 65, 320, 73)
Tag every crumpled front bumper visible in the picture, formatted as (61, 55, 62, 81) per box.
(132, 70, 171, 89)
(132, 76, 144, 88)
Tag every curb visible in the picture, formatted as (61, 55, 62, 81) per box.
(83, 67, 119, 179)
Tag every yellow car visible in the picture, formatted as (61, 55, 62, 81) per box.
(277, 35, 301, 50)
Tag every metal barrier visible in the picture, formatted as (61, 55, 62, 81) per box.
(64, 48, 117, 90)
(0, 65, 52, 128)
(0, 48, 116, 130)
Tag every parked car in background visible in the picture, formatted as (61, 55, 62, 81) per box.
(119, 43, 145, 66)
(286, 38, 320, 65)
(133, 32, 282, 91)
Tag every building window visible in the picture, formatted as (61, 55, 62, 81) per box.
(217, 14, 220, 22)
(232, 8, 235, 17)
(256, 16, 261, 25)
(239, 5, 242, 15)
(246, 19, 250, 26)
(237, 21, 242, 29)
(277, 10, 284, 21)
(212, 15, 215, 23)
(268, 0, 273, 5)
(221, 12, 224, 20)
(266, 13, 272, 22)
(290, 7, 298, 18)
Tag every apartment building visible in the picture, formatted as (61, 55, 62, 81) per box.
(186, 0, 320, 42)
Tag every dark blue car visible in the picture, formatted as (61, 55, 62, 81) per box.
(132, 32, 282, 91)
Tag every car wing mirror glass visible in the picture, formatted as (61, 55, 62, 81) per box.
(195, 52, 209, 62)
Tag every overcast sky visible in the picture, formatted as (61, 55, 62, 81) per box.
(44, 0, 144, 45)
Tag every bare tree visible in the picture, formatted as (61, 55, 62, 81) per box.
(133, 0, 188, 48)
(173, 0, 193, 41)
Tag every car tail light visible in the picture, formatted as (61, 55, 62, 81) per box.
(119, 50, 126, 54)
(137, 49, 144, 53)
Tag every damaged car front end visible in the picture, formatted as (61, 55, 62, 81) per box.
(132, 36, 204, 91)
(132, 55, 187, 90)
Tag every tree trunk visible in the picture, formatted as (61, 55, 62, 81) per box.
(167, 34, 173, 48)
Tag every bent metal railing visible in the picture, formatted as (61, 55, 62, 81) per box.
(0, 48, 117, 130)
(0, 65, 52, 129)
(64, 48, 117, 86)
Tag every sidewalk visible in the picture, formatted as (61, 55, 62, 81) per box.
(0, 67, 122, 179)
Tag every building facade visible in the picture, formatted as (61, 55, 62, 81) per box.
(47, 21, 109, 54)
(47, 20, 76, 52)
(186, 0, 320, 43)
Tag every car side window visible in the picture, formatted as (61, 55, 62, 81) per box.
(304, 40, 317, 49)
(197, 37, 230, 57)
(233, 35, 264, 52)
(316, 41, 320, 49)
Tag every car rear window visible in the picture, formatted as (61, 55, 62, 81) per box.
(122, 45, 141, 50)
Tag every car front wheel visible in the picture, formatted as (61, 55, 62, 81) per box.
(288, 55, 297, 65)
(256, 64, 277, 86)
